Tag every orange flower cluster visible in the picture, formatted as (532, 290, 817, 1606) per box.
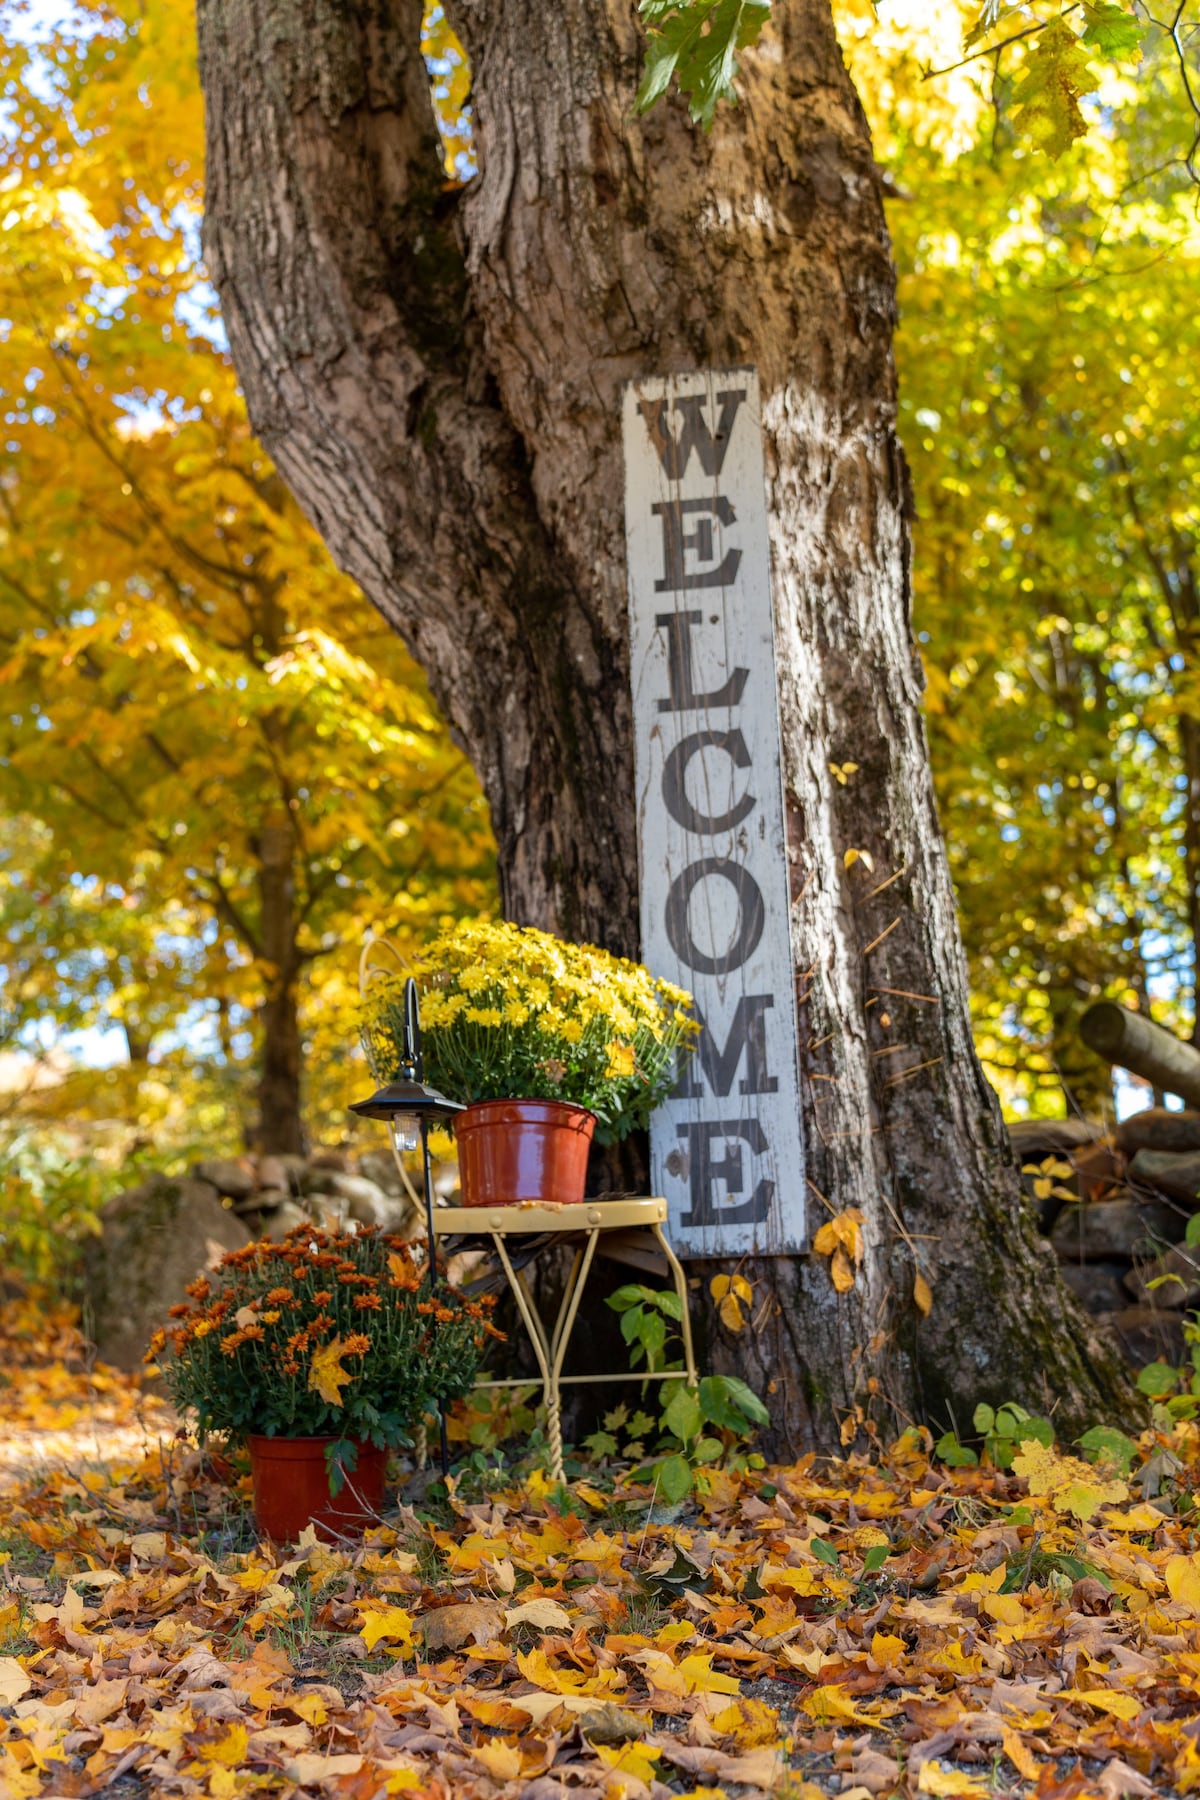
(148, 1224, 500, 1448)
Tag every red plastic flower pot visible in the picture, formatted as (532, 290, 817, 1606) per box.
(456, 1098, 596, 1207)
(247, 1435, 387, 1542)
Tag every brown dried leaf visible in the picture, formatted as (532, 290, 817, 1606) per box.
(418, 1599, 505, 1653)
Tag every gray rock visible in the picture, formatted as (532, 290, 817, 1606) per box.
(1117, 1108, 1200, 1157)
(232, 1187, 289, 1217)
(84, 1176, 253, 1370)
(357, 1150, 404, 1197)
(260, 1200, 311, 1240)
(1051, 1198, 1184, 1261)
(1060, 1259, 1133, 1316)
(193, 1156, 258, 1200)
(327, 1172, 389, 1209)
(306, 1193, 351, 1230)
(309, 1149, 352, 1172)
(1124, 1244, 1200, 1309)
(257, 1154, 305, 1193)
(298, 1164, 342, 1197)
(1128, 1149, 1200, 1206)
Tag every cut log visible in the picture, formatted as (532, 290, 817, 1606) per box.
(1080, 1002, 1200, 1107)
(1007, 1118, 1107, 1155)
(1117, 1108, 1200, 1156)
(1128, 1150, 1200, 1207)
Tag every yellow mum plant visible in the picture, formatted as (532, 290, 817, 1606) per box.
(361, 920, 698, 1144)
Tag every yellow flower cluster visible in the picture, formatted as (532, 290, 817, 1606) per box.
(359, 919, 698, 1143)
(413, 919, 692, 1044)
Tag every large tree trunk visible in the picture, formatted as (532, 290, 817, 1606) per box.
(196, 0, 1134, 1446)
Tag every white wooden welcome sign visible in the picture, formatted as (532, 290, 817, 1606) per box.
(622, 368, 806, 1256)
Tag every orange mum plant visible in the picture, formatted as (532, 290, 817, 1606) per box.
(149, 1225, 498, 1486)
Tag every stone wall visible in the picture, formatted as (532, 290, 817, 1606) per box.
(84, 1147, 425, 1371)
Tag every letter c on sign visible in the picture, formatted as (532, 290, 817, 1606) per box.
(662, 729, 756, 836)
(664, 858, 765, 977)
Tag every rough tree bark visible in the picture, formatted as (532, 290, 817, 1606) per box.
(196, 0, 1134, 1446)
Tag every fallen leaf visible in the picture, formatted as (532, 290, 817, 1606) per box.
(419, 1600, 505, 1652)
(285, 1753, 364, 1782)
(504, 1597, 572, 1632)
(307, 1336, 355, 1407)
(917, 1766, 990, 1798)
(0, 1658, 31, 1706)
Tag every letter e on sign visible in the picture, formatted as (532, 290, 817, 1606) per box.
(623, 368, 806, 1255)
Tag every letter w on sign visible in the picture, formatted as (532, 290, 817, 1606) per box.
(623, 368, 806, 1256)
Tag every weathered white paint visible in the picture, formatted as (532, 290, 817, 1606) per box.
(623, 368, 806, 1256)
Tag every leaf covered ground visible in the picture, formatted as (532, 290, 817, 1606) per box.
(2, 1301, 1198, 1800)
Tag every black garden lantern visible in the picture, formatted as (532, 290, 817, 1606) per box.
(351, 976, 462, 1472)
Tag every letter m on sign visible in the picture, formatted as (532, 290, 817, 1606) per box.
(622, 367, 807, 1258)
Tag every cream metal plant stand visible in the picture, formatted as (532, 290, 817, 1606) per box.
(433, 1197, 697, 1483)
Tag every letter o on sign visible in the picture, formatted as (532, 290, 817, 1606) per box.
(664, 858, 766, 977)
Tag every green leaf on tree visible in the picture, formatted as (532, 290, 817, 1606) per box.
(635, 0, 772, 130)
(1081, 2, 1144, 61)
(1011, 18, 1096, 159)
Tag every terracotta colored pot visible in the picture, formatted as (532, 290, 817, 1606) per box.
(456, 1098, 596, 1207)
(247, 1435, 387, 1542)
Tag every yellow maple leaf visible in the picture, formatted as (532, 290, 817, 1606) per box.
(1001, 1726, 1041, 1783)
(871, 1631, 906, 1667)
(0, 1658, 31, 1707)
(358, 1604, 416, 1654)
(1057, 1687, 1141, 1720)
(307, 1336, 355, 1407)
(813, 1209, 865, 1292)
(472, 1741, 524, 1782)
(594, 1741, 663, 1784)
(1011, 1438, 1127, 1521)
(1166, 1553, 1200, 1613)
(200, 1722, 249, 1766)
(918, 1767, 989, 1798)
(981, 1592, 1024, 1626)
(801, 1683, 874, 1726)
(719, 1291, 746, 1330)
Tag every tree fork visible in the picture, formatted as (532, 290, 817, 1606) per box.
(197, 0, 1137, 1445)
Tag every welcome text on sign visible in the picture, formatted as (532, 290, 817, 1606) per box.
(623, 369, 806, 1257)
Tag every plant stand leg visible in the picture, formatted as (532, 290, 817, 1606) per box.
(653, 1223, 697, 1386)
(491, 1232, 561, 1478)
(544, 1229, 599, 1483)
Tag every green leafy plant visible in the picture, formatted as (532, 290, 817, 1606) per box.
(151, 1226, 498, 1492)
(605, 1282, 767, 1502)
(606, 1281, 686, 1374)
(936, 1401, 1054, 1469)
(936, 1402, 1138, 1482)
(0, 1133, 108, 1290)
(1136, 1307, 1200, 1421)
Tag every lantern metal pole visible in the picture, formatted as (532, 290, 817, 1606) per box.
(405, 977, 449, 1479)
(420, 1114, 450, 1478)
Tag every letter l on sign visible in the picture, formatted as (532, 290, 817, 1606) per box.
(622, 368, 806, 1255)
